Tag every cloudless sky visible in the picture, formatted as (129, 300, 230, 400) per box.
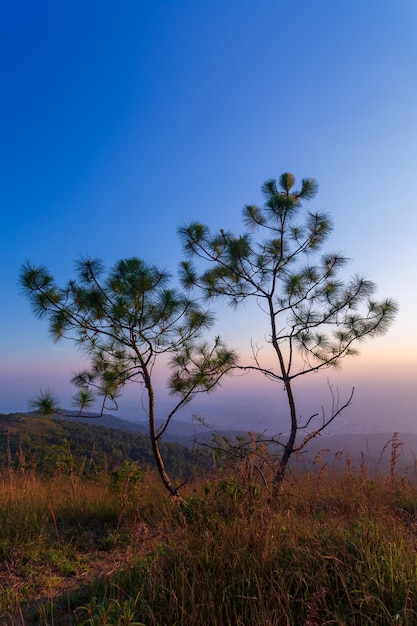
(1, 0, 416, 434)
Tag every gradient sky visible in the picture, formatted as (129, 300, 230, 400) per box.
(1, 0, 416, 435)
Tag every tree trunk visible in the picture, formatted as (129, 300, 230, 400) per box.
(144, 371, 185, 509)
(272, 376, 297, 494)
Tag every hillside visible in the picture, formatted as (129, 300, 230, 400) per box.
(1, 410, 414, 479)
(49, 410, 212, 447)
(2, 413, 417, 623)
(0, 412, 207, 477)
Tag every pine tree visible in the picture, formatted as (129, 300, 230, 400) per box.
(20, 257, 237, 504)
(179, 173, 398, 488)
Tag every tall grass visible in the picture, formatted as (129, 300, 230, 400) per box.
(2, 444, 417, 625)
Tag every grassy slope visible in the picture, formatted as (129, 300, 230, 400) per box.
(1, 447, 417, 625)
(2, 414, 417, 624)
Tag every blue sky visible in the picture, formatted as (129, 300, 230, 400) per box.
(1, 0, 416, 434)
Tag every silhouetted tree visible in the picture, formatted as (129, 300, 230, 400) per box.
(179, 173, 398, 490)
(20, 257, 237, 505)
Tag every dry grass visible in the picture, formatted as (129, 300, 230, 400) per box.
(1, 441, 417, 625)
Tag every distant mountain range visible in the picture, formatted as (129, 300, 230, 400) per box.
(55, 412, 417, 465)
(49, 410, 217, 447)
(1, 410, 416, 476)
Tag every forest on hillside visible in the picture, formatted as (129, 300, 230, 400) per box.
(0, 413, 206, 478)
